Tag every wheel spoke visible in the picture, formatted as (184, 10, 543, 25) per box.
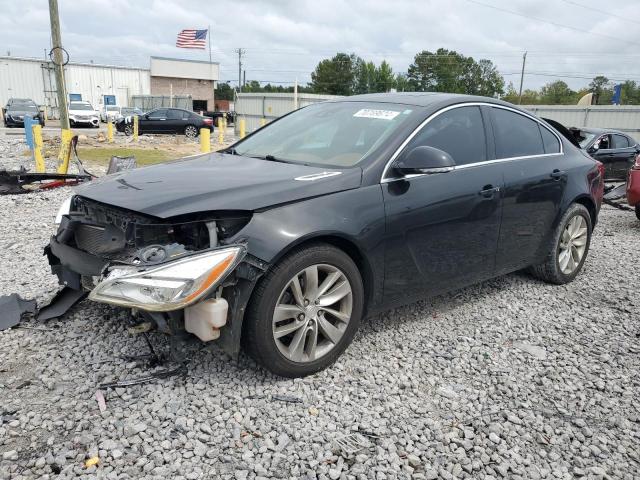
(561, 229, 571, 244)
(318, 280, 351, 307)
(572, 235, 587, 247)
(274, 320, 305, 339)
(306, 326, 318, 361)
(289, 275, 305, 308)
(559, 248, 571, 271)
(315, 271, 342, 300)
(322, 307, 350, 324)
(273, 304, 302, 323)
(287, 327, 307, 361)
(303, 266, 319, 300)
(317, 316, 342, 344)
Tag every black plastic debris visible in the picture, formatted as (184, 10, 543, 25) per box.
(36, 287, 86, 322)
(0, 293, 37, 331)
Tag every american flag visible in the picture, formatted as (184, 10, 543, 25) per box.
(176, 29, 208, 49)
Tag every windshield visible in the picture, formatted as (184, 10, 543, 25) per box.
(577, 131, 596, 148)
(70, 103, 94, 111)
(122, 108, 141, 115)
(106, 106, 119, 111)
(8, 100, 37, 111)
(233, 102, 414, 167)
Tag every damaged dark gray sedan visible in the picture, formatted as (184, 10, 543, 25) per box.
(46, 93, 604, 377)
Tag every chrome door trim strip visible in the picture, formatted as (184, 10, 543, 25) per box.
(380, 101, 564, 182)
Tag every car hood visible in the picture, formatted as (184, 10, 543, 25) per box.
(69, 110, 98, 116)
(6, 109, 38, 116)
(74, 152, 363, 218)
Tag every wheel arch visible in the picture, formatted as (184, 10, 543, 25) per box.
(267, 233, 375, 311)
(571, 194, 597, 228)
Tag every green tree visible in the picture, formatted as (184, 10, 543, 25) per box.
(394, 73, 413, 92)
(406, 48, 504, 96)
(540, 81, 576, 105)
(216, 82, 235, 101)
(588, 76, 612, 104)
(376, 60, 395, 92)
(619, 80, 640, 104)
(310, 53, 360, 95)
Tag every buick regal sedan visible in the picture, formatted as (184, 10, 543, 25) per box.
(46, 93, 604, 377)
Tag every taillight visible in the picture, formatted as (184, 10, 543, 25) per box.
(596, 160, 605, 178)
(203, 118, 213, 125)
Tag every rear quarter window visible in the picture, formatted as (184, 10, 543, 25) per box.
(491, 107, 545, 158)
(540, 126, 561, 154)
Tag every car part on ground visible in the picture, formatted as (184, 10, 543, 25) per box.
(0, 136, 93, 194)
(36, 287, 86, 322)
(0, 293, 37, 331)
(44, 93, 603, 377)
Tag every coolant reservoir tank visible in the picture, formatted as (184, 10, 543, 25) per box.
(184, 298, 228, 342)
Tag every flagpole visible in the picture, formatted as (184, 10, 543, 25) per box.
(208, 25, 212, 64)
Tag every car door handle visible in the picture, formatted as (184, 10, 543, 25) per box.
(479, 185, 500, 197)
(550, 169, 566, 180)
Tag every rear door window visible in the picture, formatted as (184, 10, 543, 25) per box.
(166, 110, 183, 120)
(405, 106, 487, 166)
(148, 109, 167, 119)
(491, 108, 545, 158)
(540, 126, 561, 154)
(611, 134, 630, 149)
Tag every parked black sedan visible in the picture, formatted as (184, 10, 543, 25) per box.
(3, 98, 45, 127)
(572, 127, 639, 180)
(46, 93, 603, 377)
(115, 107, 213, 138)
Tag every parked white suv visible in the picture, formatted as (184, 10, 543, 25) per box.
(101, 105, 121, 123)
(68, 102, 100, 128)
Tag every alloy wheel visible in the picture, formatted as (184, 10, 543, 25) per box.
(272, 264, 353, 363)
(185, 125, 198, 138)
(558, 215, 588, 274)
(124, 125, 133, 136)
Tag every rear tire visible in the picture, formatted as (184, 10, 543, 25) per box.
(244, 243, 364, 378)
(529, 203, 592, 284)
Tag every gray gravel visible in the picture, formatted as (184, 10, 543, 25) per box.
(1, 139, 639, 479)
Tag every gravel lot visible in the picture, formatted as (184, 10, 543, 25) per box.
(1, 139, 639, 479)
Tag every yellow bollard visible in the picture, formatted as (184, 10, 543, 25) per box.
(32, 124, 45, 173)
(107, 121, 114, 143)
(133, 115, 139, 141)
(200, 128, 211, 153)
(217, 119, 224, 145)
(239, 118, 246, 139)
(260, 117, 266, 127)
(57, 129, 73, 174)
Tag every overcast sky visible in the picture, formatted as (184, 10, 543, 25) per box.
(1, 0, 640, 91)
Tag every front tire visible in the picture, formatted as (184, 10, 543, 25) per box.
(529, 203, 592, 284)
(244, 243, 364, 378)
(185, 125, 198, 138)
(124, 124, 133, 136)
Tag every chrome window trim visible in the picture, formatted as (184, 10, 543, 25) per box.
(380, 101, 564, 183)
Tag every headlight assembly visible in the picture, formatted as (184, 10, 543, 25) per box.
(88, 246, 245, 311)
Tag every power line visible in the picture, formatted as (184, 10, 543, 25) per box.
(464, 0, 640, 48)
(558, 0, 640, 25)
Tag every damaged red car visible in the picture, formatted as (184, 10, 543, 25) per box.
(627, 153, 640, 220)
(46, 93, 604, 377)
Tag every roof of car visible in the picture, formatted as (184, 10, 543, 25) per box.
(330, 92, 516, 109)
(577, 127, 629, 136)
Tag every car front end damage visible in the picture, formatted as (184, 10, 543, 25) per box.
(45, 195, 267, 357)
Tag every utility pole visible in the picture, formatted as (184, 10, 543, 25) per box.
(236, 48, 245, 92)
(48, 0, 69, 129)
(518, 51, 527, 105)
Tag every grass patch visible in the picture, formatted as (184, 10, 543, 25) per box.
(76, 147, 172, 166)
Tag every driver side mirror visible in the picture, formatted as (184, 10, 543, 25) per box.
(393, 146, 456, 175)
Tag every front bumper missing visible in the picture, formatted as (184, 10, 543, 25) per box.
(45, 230, 268, 358)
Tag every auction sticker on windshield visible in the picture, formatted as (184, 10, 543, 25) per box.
(353, 109, 401, 120)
